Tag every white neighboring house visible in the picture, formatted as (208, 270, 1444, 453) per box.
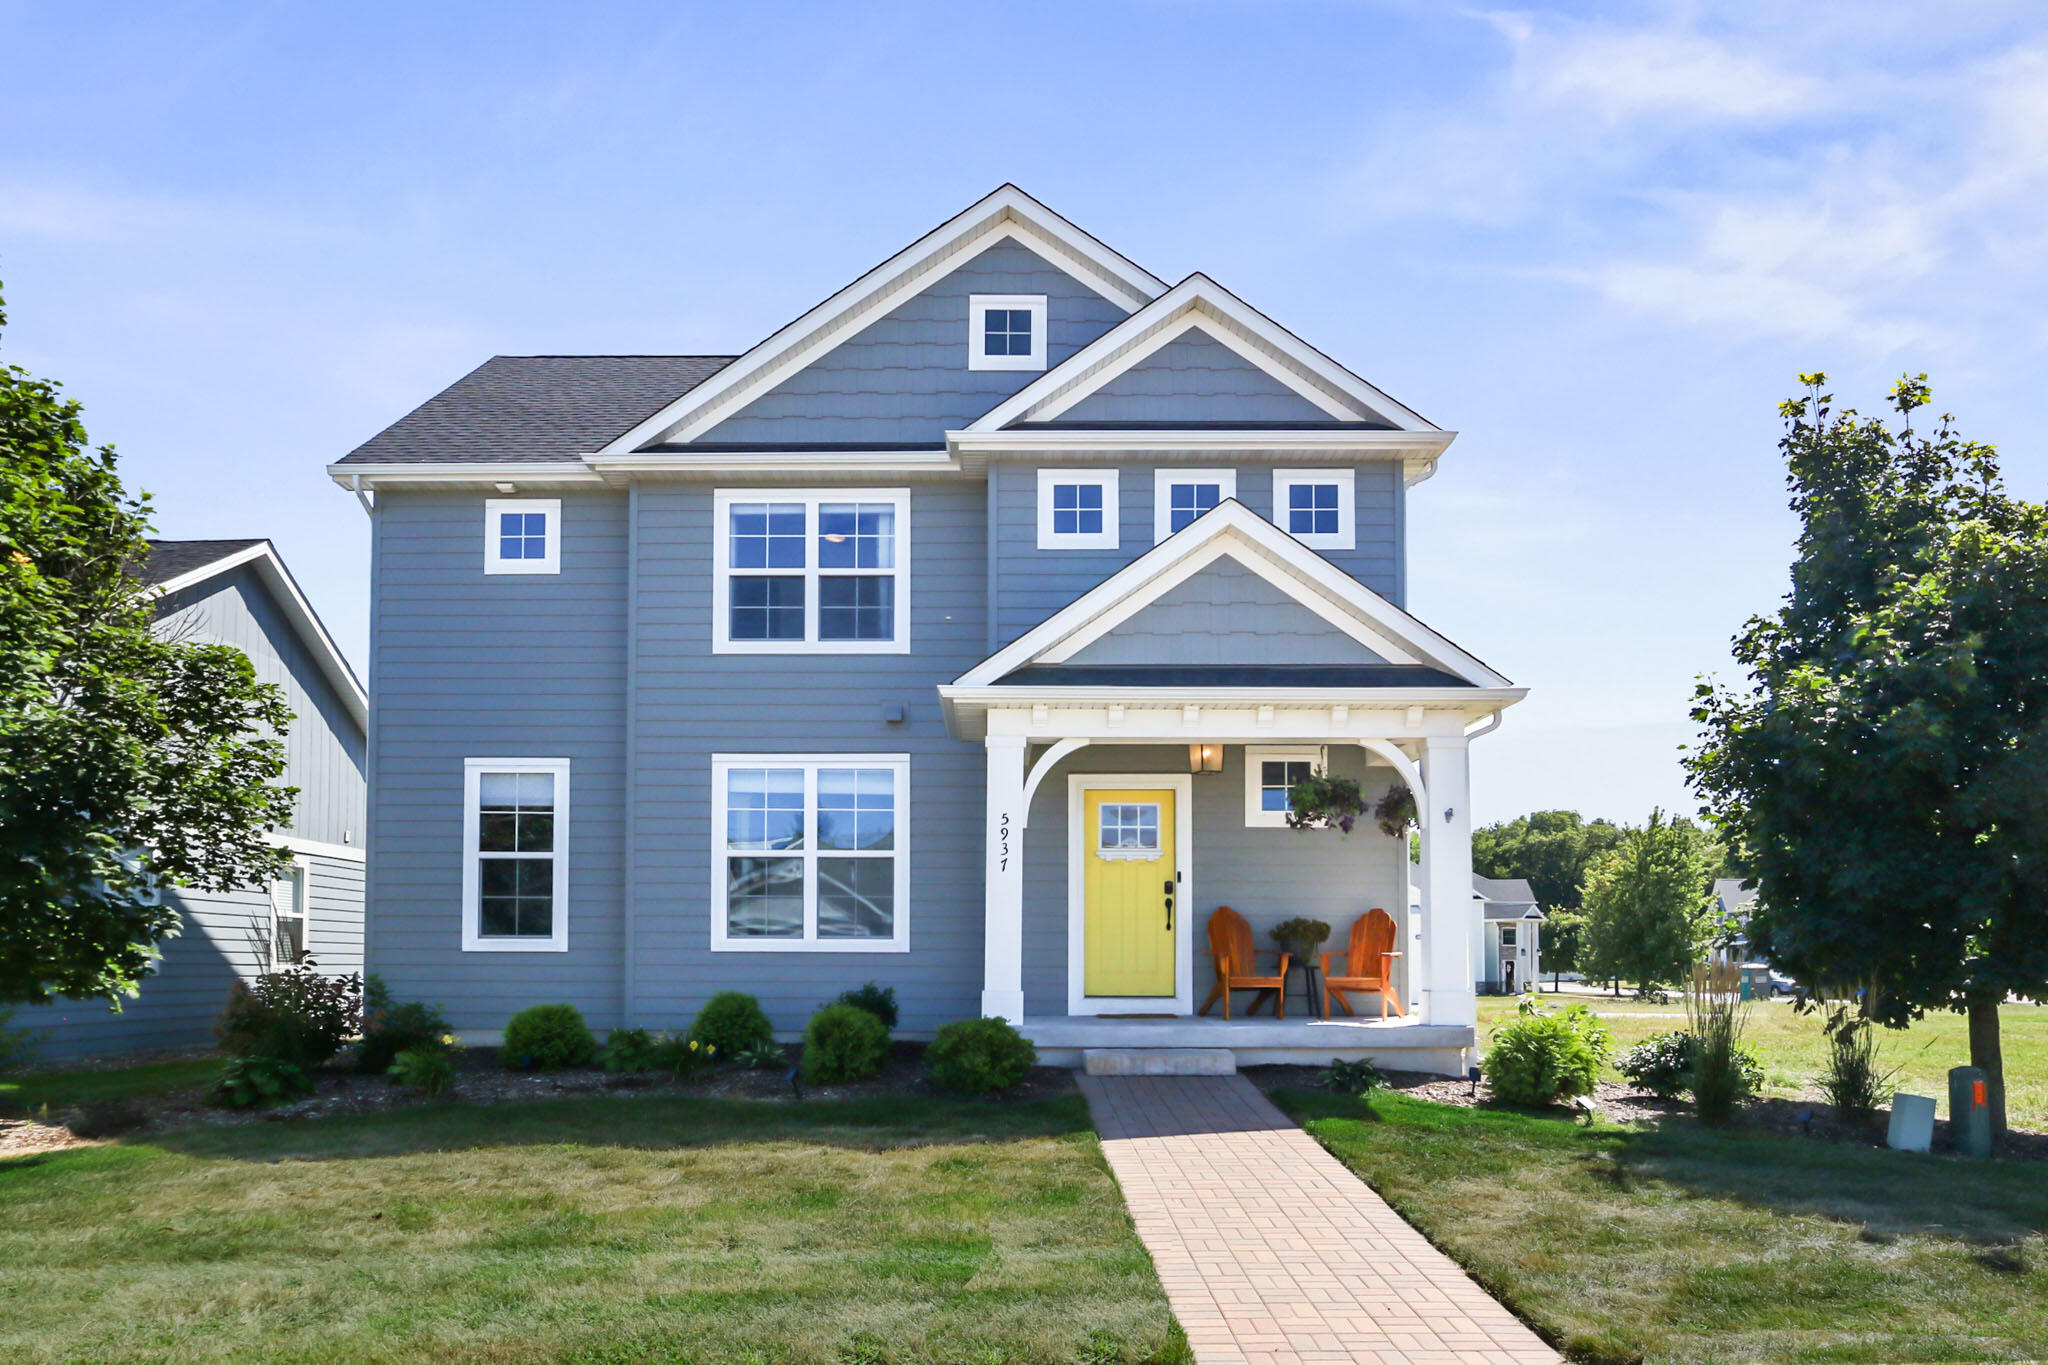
(14, 539, 368, 1062)
(1406, 871, 1545, 995)
(1710, 877, 1757, 966)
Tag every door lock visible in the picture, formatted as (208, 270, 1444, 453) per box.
(1163, 879, 1175, 931)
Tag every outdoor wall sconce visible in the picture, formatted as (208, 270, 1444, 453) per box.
(1188, 743, 1224, 773)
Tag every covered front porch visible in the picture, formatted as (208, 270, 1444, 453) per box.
(1020, 1012, 1475, 1074)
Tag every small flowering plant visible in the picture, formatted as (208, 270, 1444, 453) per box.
(649, 1033, 716, 1080)
(1284, 771, 1369, 835)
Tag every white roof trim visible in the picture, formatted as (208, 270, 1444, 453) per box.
(601, 186, 1168, 454)
(149, 542, 369, 732)
(965, 273, 1438, 434)
(951, 500, 1511, 690)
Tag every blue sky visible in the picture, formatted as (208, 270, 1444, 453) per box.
(4, 1, 2044, 824)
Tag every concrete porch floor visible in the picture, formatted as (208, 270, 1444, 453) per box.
(1020, 1014, 1475, 1075)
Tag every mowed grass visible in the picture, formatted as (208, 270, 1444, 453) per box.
(0, 1093, 1186, 1364)
(0, 1056, 223, 1112)
(1480, 996, 2048, 1129)
(1274, 1088, 2048, 1365)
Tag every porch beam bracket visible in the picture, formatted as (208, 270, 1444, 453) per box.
(1020, 738, 1090, 828)
(1357, 738, 1428, 829)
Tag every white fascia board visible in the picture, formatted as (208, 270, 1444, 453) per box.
(327, 462, 607, 490)
(148, 542, 369, 731)
(935, 685, 1527, 741)
(965, 273, 1439, 434)
(951, 500, 1513, 690)
(599, 186, 1168, 454)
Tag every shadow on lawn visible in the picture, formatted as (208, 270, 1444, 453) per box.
(129, 1092, 1099, 1165)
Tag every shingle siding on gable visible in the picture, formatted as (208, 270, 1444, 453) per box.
(696, 239, 1129, 446)
(1065, 557, 1386, 667)
(1058, 328, 1334, 425)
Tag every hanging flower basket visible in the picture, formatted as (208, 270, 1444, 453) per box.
(1284, 771, 1368, 835)
(1374, 783, 1418, 839)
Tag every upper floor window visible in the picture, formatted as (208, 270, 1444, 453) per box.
(1036, 469, 1119, 550)
(1272, 469, 1355, 551)
(1245, 746, 1319, 828)
(713, 489, 911, 654)
(462, 758, 570, 952)
(1153, 469, 1237, 543)
(484, 498, 561, 574)
(969, 294, 1047, 371)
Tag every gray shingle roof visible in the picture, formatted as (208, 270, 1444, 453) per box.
(336, 355, 735, 466)
(140, 539, 267, 585)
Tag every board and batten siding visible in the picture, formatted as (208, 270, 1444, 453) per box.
(696, 238, 1130, 447)
(625, 481, 990, 1038)
(987, 460, 1405, 650)
(366, 490, 630, 1029)
(1020, 744, 1411, 1015)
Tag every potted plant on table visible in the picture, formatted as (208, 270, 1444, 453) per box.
(1269, 917, 1332, 967)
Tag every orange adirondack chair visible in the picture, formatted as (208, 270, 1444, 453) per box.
(1199, 906, 1291, 1020)
(1323, 909, 1405, 1019)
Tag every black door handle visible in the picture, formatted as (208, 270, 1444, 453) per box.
(1163, 880, 1175, 931)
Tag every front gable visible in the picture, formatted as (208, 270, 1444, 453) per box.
(1064, 556, 1387, 667)
(1056, 327, 1334, 426)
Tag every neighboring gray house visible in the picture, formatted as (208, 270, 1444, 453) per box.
(18, 540, 368, 1061)
(331, 186, 1524, 1074)
(1472, 876, 1544, 994)
(1710, 877, 1757, 966)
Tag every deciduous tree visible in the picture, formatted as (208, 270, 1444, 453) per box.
(1473, 810, 1627, 987)
(1580, 811, 1720, 998)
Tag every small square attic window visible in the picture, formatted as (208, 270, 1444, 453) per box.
(969, 294, 1047, 371)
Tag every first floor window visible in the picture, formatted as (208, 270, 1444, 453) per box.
(484, 498, 561, 574)
(463, 758, 570, 951)
(1245, 746, 1319, 828)
(1036, 469, 1120, 549)
(713, 754, 910, 952)
(715, 490, 909, 652)
(269, 862, 309, 966)
(1153, 468, 1237, 541)
(1271, 469, 1355, 551)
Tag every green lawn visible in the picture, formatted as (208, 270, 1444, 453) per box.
(1273, 1087, 2048, 1365)
(0, 1056, 222, 1114)
(1479, 996, 2048, 1129)
(0, 1093, 1186, 1364)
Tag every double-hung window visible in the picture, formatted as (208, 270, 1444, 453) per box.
(1271, 469, 1355, 551)
(1245, 746, 1320, 828)
(462, 758, 570, 952)
(484, 498, 561, 574)
(968, 293, 1047, 371)
(269, 860, 310, 966)
(714, 490, 910, 653)
(1153, 468, 1237, 542)
(711, 754, 910, 952)
(1036, 469, 1119, 550)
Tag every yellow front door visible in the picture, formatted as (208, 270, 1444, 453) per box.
(1083, 788, 1177, 997)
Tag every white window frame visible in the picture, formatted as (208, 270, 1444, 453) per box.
(968, 293, 1048, 371)
(710, 753, 911, 953)
(712, 489, 911, 655)
(483, 498, 562, 575)
(1271, 469, 1355, 551)
(1036, 469, 1120, 550)
(1152, 468, 1237, 544)
(1245, 745, 1323, 828)
(268, 857, 311, 967)
(461, 757, 571, 953)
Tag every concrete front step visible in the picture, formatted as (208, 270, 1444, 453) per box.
(1083, 1048, 1237, 1077)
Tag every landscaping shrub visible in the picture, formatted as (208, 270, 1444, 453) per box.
(1619, 1029, 1765, 1112)
(1687, 967, 1761, 1125)
(357, 974, 451, 1074)
(730, 1039, 788, 1070)
(388, 1044, 456, 1096)
(926, 1017, 1037, 1095)
(834, 981, 899, 1031)
(500, 1003, 597, 1070)
(598, 1027, 660, 1074)
(801, 1003, 888, 1084)
(1324, 1057, 1386, 1095)
(1819, 1000, 1896, 1122)
(216, 964, 362, 1066)
(688, 991, 775, 1057)
(210, 1055, 314, 1108)
(1486, 1001, 1611, 1107)
(647, 1033, 717, 1078)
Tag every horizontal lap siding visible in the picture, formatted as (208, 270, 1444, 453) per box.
(367, 491, 628, 1029)
(628, 483, 989, 1038)
(1068, 558, 1385, 666)
(1060, 328, 1333, 424)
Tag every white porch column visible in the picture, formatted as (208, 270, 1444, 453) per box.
(1419, 735, 1477, 1029)
(981, 734, 1029, 1023)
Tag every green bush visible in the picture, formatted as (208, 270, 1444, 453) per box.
(216, 964, 362, 1066)
(1486, 1001, 1611, 1107)
(648, 1032, 717, 1078)
(1819, 1001, 1897, 1123)
(834, 982, 899, 1032)
(357, 975, 451, 1074)
(926, 1017, 1037, 1095)
(599, 1027, 659, 1074)
(1324, 1057, 1386, 1095)
(801, 1003, 889, 1084)
(500, 1003, 597, 1070)
(731, 1039, 788, 1070)
(388, 1044, 455, 1096)
(210, 1055, 314, 1108)
(688, 991, 775, 1057)
(1617, 1031, 1697, 1099)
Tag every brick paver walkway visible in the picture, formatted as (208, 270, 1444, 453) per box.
(1080, 1074, 1561, 1365)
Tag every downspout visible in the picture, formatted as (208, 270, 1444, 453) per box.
(350, 474, 374, 516)
(1465, 710, 1503, 741)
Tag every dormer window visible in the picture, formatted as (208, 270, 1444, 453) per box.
(484, 498, 561, 575)
(969, 294, 1047, 371)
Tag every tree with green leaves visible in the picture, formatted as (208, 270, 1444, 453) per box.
(1, 287, 297, 1008)
(1473, 810, 1627, 987)
(1689, 374, 2048, 1141)
(1580, 811, 1720, 998)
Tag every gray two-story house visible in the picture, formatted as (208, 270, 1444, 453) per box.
(332, 186, 1522, 1074)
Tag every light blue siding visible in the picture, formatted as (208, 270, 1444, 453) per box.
(1059, 328, 1334, 425)
(1067, 558, 1386, 666)
(696, 239, 1129, 446)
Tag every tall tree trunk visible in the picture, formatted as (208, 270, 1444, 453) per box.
(1967, 994, 2007, 1143)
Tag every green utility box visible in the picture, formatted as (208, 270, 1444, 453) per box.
(1949, 1066, 1994, 1158)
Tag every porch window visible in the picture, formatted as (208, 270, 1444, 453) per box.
(1245, 746, 1319, 828)
(462, 758, 571, 952)
(1271, 469, 1355, 551)
(483, 498, 561, 574)
(1152, 468, 1237, 542)
(712, 754, 910, 952)
(714, 490, 910, 653)
(1036, 469, 1120, 550)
